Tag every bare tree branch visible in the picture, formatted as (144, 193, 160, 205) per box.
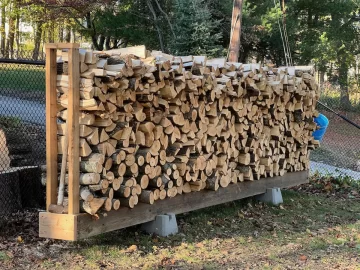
(146, 0, 165, 52)
(154, 0, 176, 38)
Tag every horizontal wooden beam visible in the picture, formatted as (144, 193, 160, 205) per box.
(45, 43, 80, 49)
(76, 171, 308, 240)
(39, 171, 308, 241)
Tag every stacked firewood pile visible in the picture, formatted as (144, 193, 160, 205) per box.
(55, 46, 320, 215)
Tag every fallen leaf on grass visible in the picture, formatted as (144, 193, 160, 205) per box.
(195, 243, 204, 248)
(6, 251, 14, 258)
(163, 258, 177, 266)
(324, 183, 333, 192)
(299, 255, 307, 261)
(126, 245, 138, 253)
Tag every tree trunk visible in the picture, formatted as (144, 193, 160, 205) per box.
(32, 21, 43, 61)
(239, 44, 250, 63)
(105, 36, 111, 50)
(72, 28, 76, 42)
(338, 59, 352, 110)
(146, 0, 165, 52)
(228, 0, 243, 62)
(58, 22, 64, 42)
(85, 12, 100, 50)
(320, 71, 325, 84)
(49, 22, 55, 43)
(15, 11, 20, 51)
(112, 38, 118, 49)
(6, 4, 15, 58)
(65, 24, 71, 42)
(0, 3, 5, 55)
(98, 35, 105, 51)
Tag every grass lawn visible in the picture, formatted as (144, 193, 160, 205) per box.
(0, 64, 45, 92)
(0, 184, 359, 270)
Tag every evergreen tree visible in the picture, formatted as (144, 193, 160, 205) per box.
(170, 0, 223, 57)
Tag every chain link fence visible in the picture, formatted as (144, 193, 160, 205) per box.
(0, 51, 46, 216)
(310, 83, 360, 180)
(0, 49, 46, 61)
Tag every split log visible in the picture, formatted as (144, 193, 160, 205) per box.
(55, 47, 319, 217)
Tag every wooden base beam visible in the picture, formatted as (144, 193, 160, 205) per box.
(39, 170, 308, 241)
(39, 213, 78, 241)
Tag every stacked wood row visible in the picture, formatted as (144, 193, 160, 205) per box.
(55, 46, 320, 215)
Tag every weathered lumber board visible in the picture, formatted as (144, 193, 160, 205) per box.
(39, 170, 308, 241)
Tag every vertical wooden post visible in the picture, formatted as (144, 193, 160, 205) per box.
(45, 46, 58, 210)
(67, 47, 80, 215)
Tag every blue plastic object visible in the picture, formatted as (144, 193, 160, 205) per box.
(312, 113, 329, 141)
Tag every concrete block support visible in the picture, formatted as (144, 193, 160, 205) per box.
(141, 213, 178, 237)
(256, 187, 283, 205)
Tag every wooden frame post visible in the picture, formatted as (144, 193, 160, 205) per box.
(45, 46, 58, 210)
(67, 47, 80, 214)
(45, 43, 80, 213)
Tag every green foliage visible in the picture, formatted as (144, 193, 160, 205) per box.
(319, 84, 360, 111)
(169, 0, 223, 57)
(5, 0, 360, 109)
(0, 251, 10, 262)
(242, 0, 360, 108)
(0, 64, 45, 92)
(93, 2, 158, 48)
(0, 116, 22, 128)
(309, 171, 360, 195)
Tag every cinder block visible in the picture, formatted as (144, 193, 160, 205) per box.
(141, 213, 178, 237)
(255, 187, 283, 205)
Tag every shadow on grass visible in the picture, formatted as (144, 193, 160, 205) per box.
(69, 190, 360, 269)
(1, 189, 358, 269)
